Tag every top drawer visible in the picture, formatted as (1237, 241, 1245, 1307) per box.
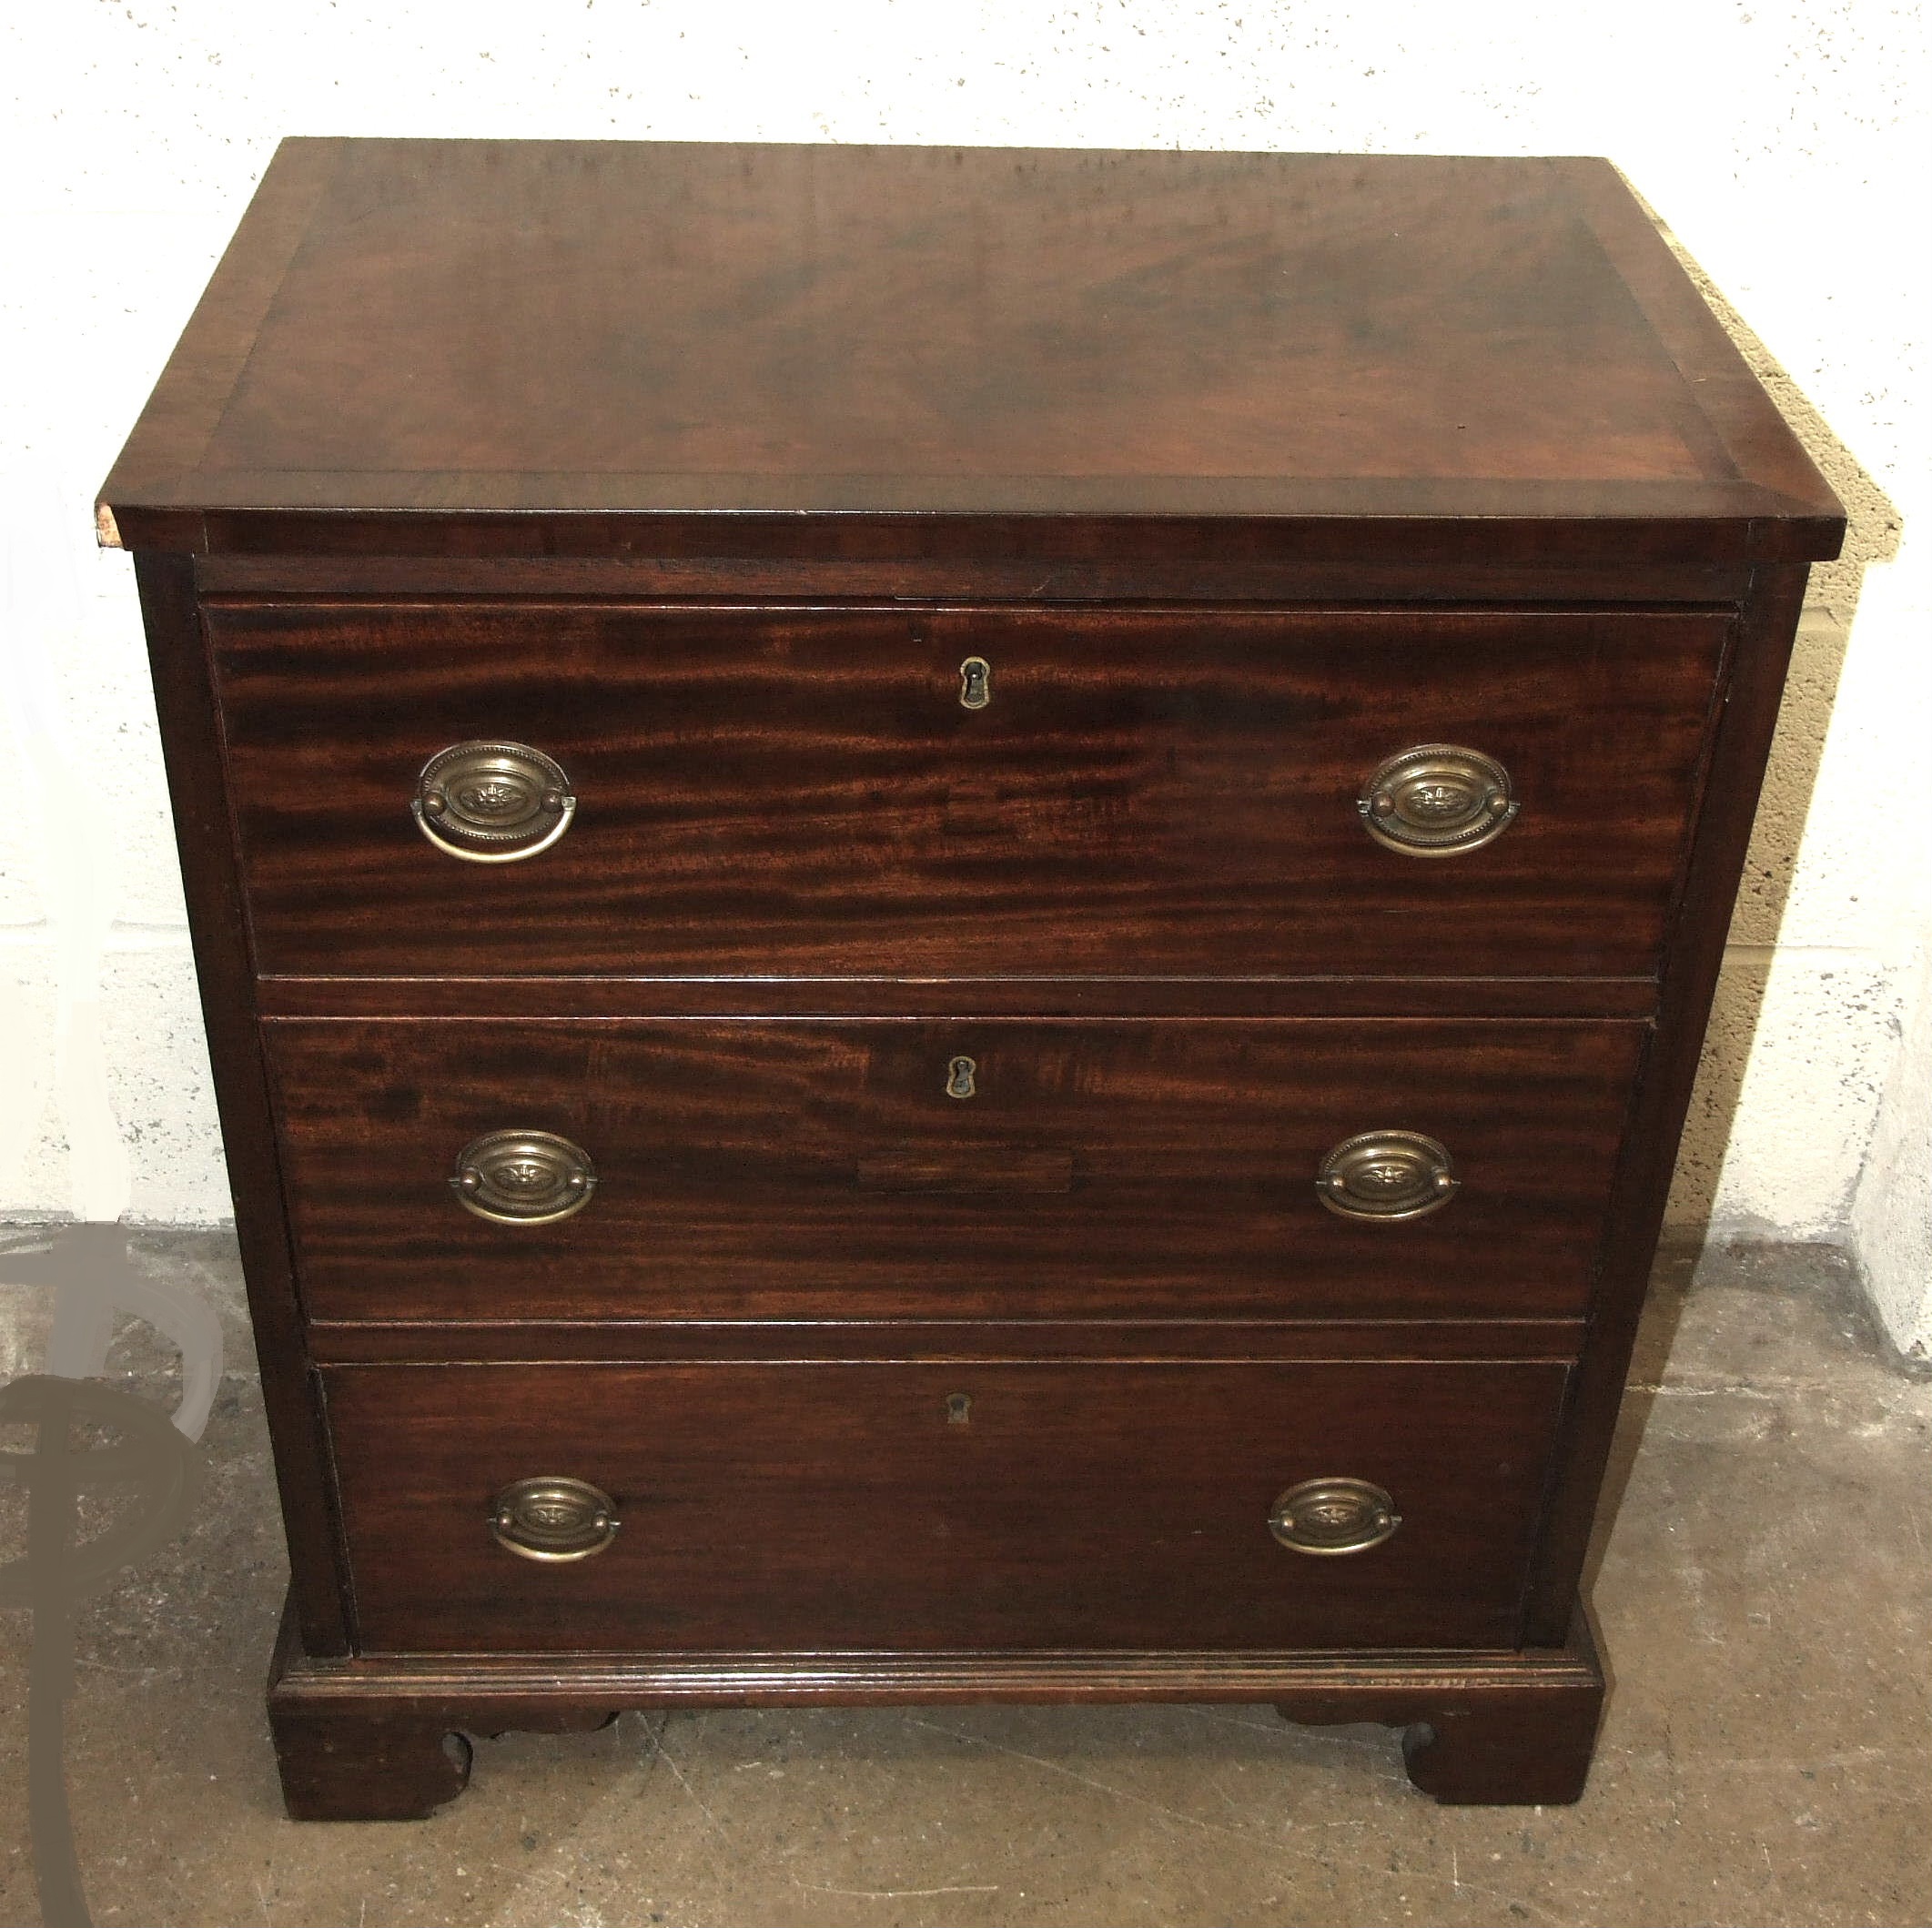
(207, 602, 1729, 980)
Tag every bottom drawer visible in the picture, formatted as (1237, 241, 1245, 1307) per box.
(325, 1360, 1571, 1654)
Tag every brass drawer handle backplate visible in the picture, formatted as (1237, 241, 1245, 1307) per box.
(1358, 743, 1517, 855)
(1318, 1129, 1460, 1222)
(450, 1129, 598, 1226)
(413, 740, 576, 863)
(490, 1477, 619, 1561)
(1269, 1478, 1401, 1555)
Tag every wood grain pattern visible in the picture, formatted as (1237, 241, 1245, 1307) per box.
(1285, 1606, 1604, 1805)
(302, 1317, 1587, 1366)
(1521, 563, 1816, 1641)
(101, 143, 1842, 562)
(321, 1359, 1572, 1654)
(109, 140, 1843, 1813)
(263, 1016, 1645, 1324)
(266, 1592, 1604, 1815)
(187, 505, 1821, 566)
(1391, 1682, 1602, 1806)
(254, 973, 1663, 1022)
(193, 152, 1724, 486)
(210, 601, 1730, 981)
(268, 1702, 471, 1824)
(193, 551, 1756, 608)
(131, 553, 351, 1654)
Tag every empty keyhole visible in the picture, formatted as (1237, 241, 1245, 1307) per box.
(946, 1392, 973, 1426)
(946, 1055, 977, 1100)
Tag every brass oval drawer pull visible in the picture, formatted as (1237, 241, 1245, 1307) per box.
(1318, 1129, 1459, 1222)
(1358, 743, 1516, 855)
(413, 740, 576, 863)
(1269, 1478, 1401, 1555)
(490, 1477, 619, 1562)
(450, 1129, 597, 1226)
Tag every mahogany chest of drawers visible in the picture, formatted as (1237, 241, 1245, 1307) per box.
(99, 139, 1844, 1817)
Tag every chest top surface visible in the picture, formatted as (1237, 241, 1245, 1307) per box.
(99, 138, 1841, 562)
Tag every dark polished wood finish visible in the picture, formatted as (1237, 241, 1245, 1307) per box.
(103, 143, 1839, 562)
(268, 1698, 471, 1824)
(131, 552, 350, 1655)
(303, 1317, 1587, 1365)
(1284, 1609, 1606, 1806)
(266, 1594, 1604, 1816)
(1520, 561, 1817, 1643)
(322, 1360, 1571, 1653)
(196, 550, 1755, 608)
(256, 974, 1664, 1021)
(209, 601, 1728, 981)
(264, 1016, 1644, 1322)
(106, 140, 1842, 1817)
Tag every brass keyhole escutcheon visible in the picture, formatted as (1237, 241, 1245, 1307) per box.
(946, 1055, 977, 1100)
(958, 656, 992, 710)
(946, 1392, 973, 1426)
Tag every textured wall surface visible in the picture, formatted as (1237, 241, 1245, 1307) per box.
(0, 3, 1924, 1341)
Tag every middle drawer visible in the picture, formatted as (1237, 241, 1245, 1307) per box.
(266, 1017, 1644, 1324)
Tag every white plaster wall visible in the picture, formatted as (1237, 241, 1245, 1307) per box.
(1852, 942, 1932, 1356)
(0, 4, 1924, 1336)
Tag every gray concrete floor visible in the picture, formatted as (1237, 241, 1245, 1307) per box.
(1, 1233, 1927, 1928)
